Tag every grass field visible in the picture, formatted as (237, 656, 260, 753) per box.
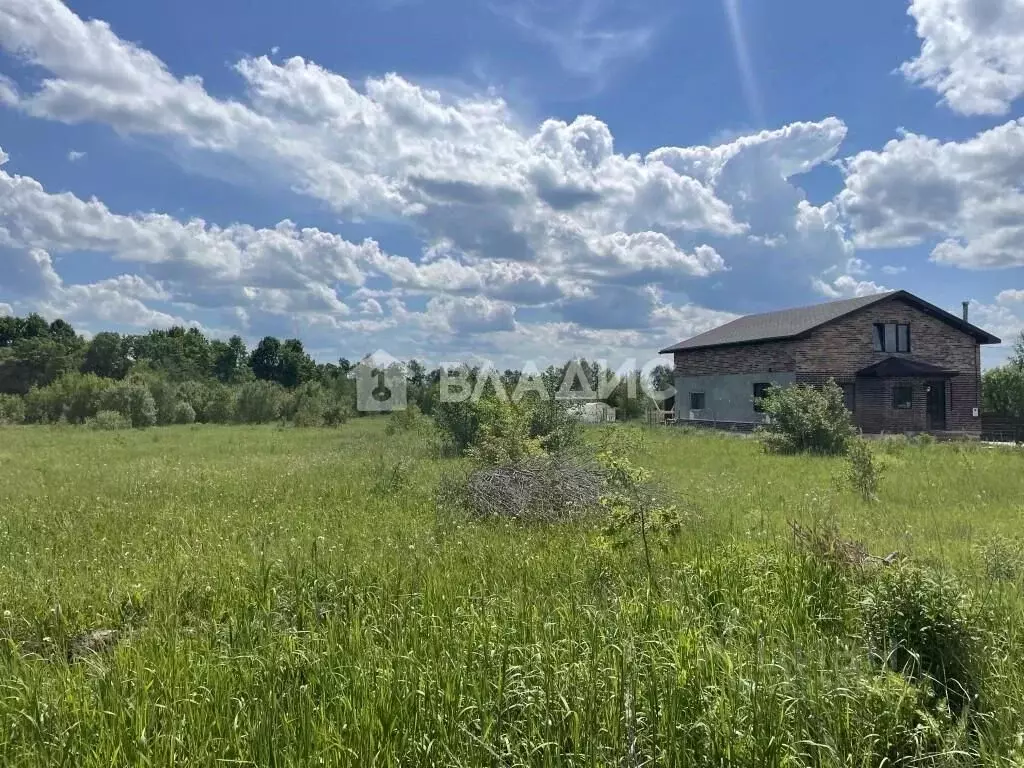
(1, 421, 1023, 766)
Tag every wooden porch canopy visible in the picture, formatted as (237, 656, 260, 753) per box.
(855, 357, 959, 379)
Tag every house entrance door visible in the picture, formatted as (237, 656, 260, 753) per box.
(926, 380, 946, 431)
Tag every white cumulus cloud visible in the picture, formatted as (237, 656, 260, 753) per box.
(901, 0, 1024, 115)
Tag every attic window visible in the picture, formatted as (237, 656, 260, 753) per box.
(873, 323, 911, 353)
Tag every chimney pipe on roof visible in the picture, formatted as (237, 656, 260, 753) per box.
(962, 301, 969, 323)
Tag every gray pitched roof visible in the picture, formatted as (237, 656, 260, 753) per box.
(659, 290, 1001, 353)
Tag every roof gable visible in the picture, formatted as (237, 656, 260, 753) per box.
(660, 290, 1001, 353)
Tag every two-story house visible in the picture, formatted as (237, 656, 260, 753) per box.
(660, 291, 1001, 435)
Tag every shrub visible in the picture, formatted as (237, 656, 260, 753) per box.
(0, 393, 24, 425)
(23, 372, 110, 424)
(863, 564, 984, 715)
(289, 382, 326, 427)
(203, 384, 237, 424)
(235, 380, 283, 424)
(173, 400, 197, 425)
(469, 399, 544, 466)
(433, 399, 482, 455)
(757, 380, 855, 455)
(99, 381, 158, 428)
(847, 438, 883, 502)
(385, 403, 425, 435)
(87, 409, 132, 431)
(322, 401, 351, 427)
(528, 398, 583, 453)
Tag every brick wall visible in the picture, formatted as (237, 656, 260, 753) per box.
(792, 296, 981, 433)
(671, 296, 983, 434)
(673, 340, 797, 376)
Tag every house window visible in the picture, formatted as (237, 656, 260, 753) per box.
(841, 383, 856, 413)
(892, 385, 914, 410)
(752, 382, 772, 412)
(689, 392, 705, 411)
(873, 323, 911, 353)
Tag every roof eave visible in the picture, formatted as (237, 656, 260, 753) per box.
(659, 333, 803, 355)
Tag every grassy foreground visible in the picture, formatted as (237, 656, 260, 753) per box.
(1, 421, 1023, 766)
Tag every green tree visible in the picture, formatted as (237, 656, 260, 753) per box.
(249, 336, 283, 383)
(211, 335, 248, 383)
(982, 365, 1024, 417)
(81, 332, 130, 379)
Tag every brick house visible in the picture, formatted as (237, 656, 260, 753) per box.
(660, 291, 1001, 435)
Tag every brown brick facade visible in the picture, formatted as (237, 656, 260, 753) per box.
(672, 296, 983, 434)
(673, 340, 797, 376)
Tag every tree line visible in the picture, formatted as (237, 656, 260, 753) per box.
(0, 313, 673, 428)
(981, 332, 1024, 420)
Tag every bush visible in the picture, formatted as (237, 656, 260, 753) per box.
(173, 400, 196, 425)
(528, 398, 583, 453)
(288, 382, 326, 427)
(87, 409, 132, 431)
(99, 381, 157, 428)
(23, 372, 110, 424)
(863, 564, 984, 715)
(203, 384, 237, 424)
(757, 380, 855, 456)
(385, 403, 425, 435)
(433, 396, 583, 459)
(469, 399, 544, 466)
(322, 401, 351, 427)
(847, 438, 883, 501)
(433, 399, 482, 455)
(235, 381, 283, 424)
(0, 393, 24, 425)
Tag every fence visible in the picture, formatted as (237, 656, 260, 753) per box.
(981, 413, 1024, 442)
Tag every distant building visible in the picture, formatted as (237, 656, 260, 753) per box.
(571, 401, 617, 424)
(660, 290, 1000, 435)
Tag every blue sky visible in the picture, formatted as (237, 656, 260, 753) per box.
(1, 0, 1023, 368)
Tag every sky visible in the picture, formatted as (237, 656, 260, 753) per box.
(1, 0, 1023, 369)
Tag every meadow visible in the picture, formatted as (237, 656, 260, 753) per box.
(1, 420, 1023, 766)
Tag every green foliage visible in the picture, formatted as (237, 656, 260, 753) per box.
(234, 380, 284, 424)
(0, 392, 25, 424)
(86, 409, 132, 431)
(975, 535, 1024, 582)
(527, 398, 583, 453)
(853, 671, 954, 765)
(757, 380, 856, 455)
(203, 383, 237, 424)
(129, 371, 179, 425)
(81, 332, 130, 379)
(287, 382, 327, 427)
(23, 372, 111, 424)
(173, 400, 197, 425)
(982, 365, 1024, 417)
(99, 381, 158, 428)
(384, 403, 425, 435)
(432, 399, 482, 455)
(847, 437, 884, 501)
(468, 399, 544, 466)
(863, 564, 985, 714)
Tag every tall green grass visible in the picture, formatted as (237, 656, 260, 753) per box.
(0, 422, 1022, 766)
